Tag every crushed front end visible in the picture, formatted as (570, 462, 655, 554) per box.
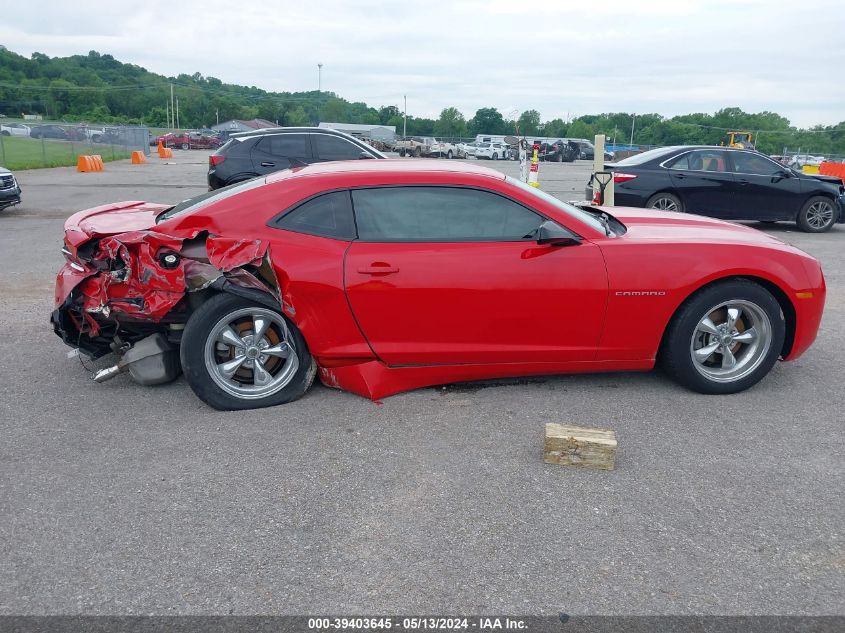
(51, 201, 279, 385)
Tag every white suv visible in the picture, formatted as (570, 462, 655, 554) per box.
(474, 142, 508, 160)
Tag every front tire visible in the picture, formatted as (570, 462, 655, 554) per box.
(647, 192, 684, 212)
(180, 294, 315, 410)
(446, 150, 453, 159)
(181, 142, 190, 150)
(659, 280, 785, 394)
(796, 195, 836, 233)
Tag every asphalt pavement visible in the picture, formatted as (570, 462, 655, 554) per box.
(0, 150, 842, 615)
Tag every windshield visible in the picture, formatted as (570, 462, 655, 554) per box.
(506, 177, 609, 235)
(614, 146, 683, 166)
(156, 177, 265, 223)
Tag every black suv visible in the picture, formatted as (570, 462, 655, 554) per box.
(207, 127, 386, 190)
(540, 139, 578, 162)
(0, 166, 21, 211)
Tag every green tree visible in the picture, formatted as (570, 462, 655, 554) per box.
(319, 97, 348, 122)
(567, 120, 595, 141)
(517, 109, 541, 136)
(468, 107, 506, 135)
(378, 105, 401, 124)
(285, 106, 310, 126)
(541, 118, 567, 138)
(434, 107, 467, 137)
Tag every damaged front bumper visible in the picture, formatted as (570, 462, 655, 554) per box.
(52, 227, 282, 381)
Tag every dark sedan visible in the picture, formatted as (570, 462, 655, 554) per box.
(607, 146, 845, 232)
(29, 125, 70, 140)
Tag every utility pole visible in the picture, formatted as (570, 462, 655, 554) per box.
(170, 83, 174, 129)
(403, 95, 407, 138)
(165, 100, 169, 130)
(318, 63, 323, 92)
(176, 96, 180, 130)
(630, 114, 636, 146)
(216, 109, 219, 125)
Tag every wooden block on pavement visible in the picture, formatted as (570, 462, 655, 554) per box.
(544, 423, 617, 470)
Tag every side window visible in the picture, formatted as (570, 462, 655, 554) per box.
(273, 191, 356, 240)
(688, 150, 727, 172)
(665, 153, 690, 170)
(731, 152, 782, 175)
(262, 134, 309, 158)
(315, 135, 364, 160)
(351, 187, 544, 242)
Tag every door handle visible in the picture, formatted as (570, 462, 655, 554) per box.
(675, 174, 686, 179)
(260, 161, 275, 167)
(357, 264, 399, 275)
(737, 179, 749, 185)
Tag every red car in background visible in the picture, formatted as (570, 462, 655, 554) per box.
(153, 131, 223, 149)
(51, 161, 825, 410)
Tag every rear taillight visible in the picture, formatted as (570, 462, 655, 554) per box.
(613, 172, 638, 184)
(209, 154, 225, 167)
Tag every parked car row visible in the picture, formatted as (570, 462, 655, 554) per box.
(392, 136, 614, 162)
(393, 137, 463, 158)
(202, 127, 845, 235)
(152, 130, 225, 150)
(0, 122, 128, 143)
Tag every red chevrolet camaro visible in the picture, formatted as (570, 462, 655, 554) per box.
(52, 161, 826, 410)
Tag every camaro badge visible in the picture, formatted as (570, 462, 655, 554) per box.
(615, 291, 667, 296)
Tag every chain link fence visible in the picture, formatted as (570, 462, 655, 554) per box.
(0, 119, 150, 170)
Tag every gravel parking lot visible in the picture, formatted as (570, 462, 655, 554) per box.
(1, 151, 842, 615)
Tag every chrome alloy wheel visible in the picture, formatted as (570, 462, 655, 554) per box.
(651, 196, 679, 211)
(203, 307, 299, 400)
(805, 199, 834, 230)
(689, 300, 773, 383)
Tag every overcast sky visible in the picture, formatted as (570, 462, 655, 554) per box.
(1, 0, 843, 128)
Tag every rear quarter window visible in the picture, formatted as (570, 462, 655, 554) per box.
(271, 190, 356, 240)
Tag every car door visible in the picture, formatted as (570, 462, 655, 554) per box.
(344, 185, 608, 366)
(727, 150, 803, 220)
(666, 149, 736, 216)
(313, 133, 373, 162)
(250, 133, 312, 174)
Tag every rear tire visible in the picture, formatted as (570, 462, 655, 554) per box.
(659, 280, 785, 394)
(414, 147, 421, 157)
(647, 192, 684, 212)
(492, 153, 498, 161)
(399, 149, 406, 157)
(446, 150, 453, 159)
(796, 195, 836, 233)
(181, 293, 315, 410)
(181, 142, 190, 150)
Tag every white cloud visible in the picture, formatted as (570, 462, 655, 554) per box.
(0, 0, 842, 127)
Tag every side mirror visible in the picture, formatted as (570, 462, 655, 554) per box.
(359, 152, 375, 160)
(772, 169, 791, 181)
(536, 220, 581, 247)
